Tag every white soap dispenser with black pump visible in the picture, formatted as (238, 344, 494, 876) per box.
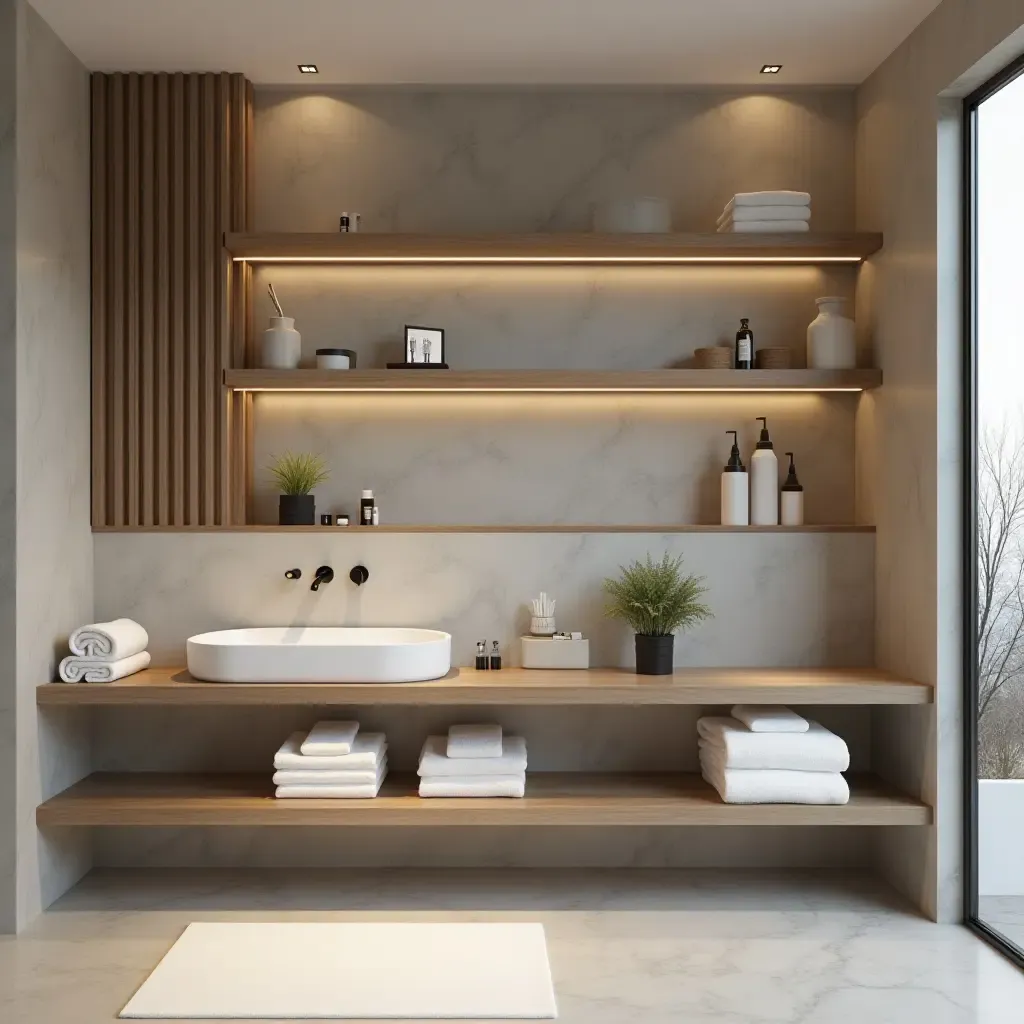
(721, 430, 749, 526)
(781, 451, 804, 526)
(750, 417, 779, 526)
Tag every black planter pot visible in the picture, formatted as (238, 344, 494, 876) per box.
(635, 634, 674, 675)
(279, 493, 315, 526)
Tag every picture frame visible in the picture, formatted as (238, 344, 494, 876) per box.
(404, 325, 446, 366)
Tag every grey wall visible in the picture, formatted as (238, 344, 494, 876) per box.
(856, 0, 1024, 922)
(0, 0, 93, 932)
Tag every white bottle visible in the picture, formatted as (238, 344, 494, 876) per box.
(807, 296, 856, 369)
(720, 430, 749, 526)
(750, 417, 779, 526)
(781, 451, 805, 526)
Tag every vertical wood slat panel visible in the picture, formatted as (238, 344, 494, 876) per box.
(91, 72, 253, 527)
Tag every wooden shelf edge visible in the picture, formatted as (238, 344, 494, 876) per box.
(91, 523, 877, 534)
(224, 231, 883, 263)
(37, 772, 929, 828)
(37, 666, 933, 707)
(222, 368, 882, 393)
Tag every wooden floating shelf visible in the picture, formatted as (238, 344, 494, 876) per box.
(224, 368, 882, 393)
(36, 772, 929, 828)
(224, 232, 883, 264)
(91, 523, 876, 534)
(37, 667, 932, 707)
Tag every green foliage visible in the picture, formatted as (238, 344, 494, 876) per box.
(268, 452, 329, 496)
(603, 553, 713, 637)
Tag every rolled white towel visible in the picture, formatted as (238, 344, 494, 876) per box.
(418, 735, 527, 777)
(717, 220, 810, 233)
(272, 760, 387, 787)
(447, 724, 503, 759)
(717, 205, 810, 226)
(724, 191, 811, 211)
(700, 756, 849, 805)
(730, 705, 809, 733)
(59, 651, 151, 684)
(274, 731, 386, 771)
(419, 774, 526, 798)
(697, 716, 849, 773)
(300, 721, 360, 756)
(69, 618, 149, 660)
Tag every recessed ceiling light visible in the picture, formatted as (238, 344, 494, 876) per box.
(760, 64, 782, 74)
(298, 64, 319, 74)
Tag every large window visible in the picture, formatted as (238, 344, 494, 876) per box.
(966, 53, 1024, 965)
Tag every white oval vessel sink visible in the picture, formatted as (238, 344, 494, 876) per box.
(186, 627, 451, 683)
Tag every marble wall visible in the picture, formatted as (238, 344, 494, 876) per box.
(856, 0, 1024, 922)
(94, 87, 876, 874)
(10, 1, 93, 930)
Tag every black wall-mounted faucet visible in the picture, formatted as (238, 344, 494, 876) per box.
(311, 565, 335, 591)
(349, 565, 369, 586)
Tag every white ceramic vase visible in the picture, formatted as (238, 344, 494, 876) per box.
(806, 297, 856, 369)
(262, 317, 301, 369)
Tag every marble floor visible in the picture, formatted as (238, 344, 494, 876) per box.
(2, 869, 1024, 1023)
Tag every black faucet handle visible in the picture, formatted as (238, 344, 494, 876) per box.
(284, 568, 302, 580)
(310, 565, 335, 591)
(349, 565, 369, 586)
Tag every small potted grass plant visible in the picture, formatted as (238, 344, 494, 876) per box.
(604, 553, 712, 675)
(269, 452, 329, 526)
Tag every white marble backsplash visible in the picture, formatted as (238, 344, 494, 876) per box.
(93, 531, 874, 669)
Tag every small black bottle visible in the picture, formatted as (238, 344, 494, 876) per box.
(735, 318, 754, 370)
(475, 641, 489, 671)
(489, 640, 502, 671)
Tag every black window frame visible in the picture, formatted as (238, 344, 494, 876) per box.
(963, 49, 1024, 968)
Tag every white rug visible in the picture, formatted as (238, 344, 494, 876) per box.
(120, 921, 558, 1019)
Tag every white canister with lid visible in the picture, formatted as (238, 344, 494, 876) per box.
(807, 296, 856, 369)
(262, 317, 301, 369)
(316, 348, 356, 370)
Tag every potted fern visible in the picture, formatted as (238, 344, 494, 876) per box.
(604, 553, 712, 675)
(269, 452, 329, 525)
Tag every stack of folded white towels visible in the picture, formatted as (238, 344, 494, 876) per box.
(418, 724, 527, 798)
(274, 721, 388, 799)
(59, 617, 151, 683)
(716, 191, 811, 233)
(698, 704, 850, 804)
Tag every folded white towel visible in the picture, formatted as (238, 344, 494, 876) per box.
(700, 757, 849, 805)
(68, 618, 149, 660)
(730, 705, 809, 733)
(717, 220, 811, 233)
(717, 205, 810, 226)
(447, 724, 503, 759)
(58, 650, 151, 684)
(300, 721, 360, 756)
(274, 731, 386, 771)
(272, 760, 387, 788)
(725, 191, 811, 211)
(275, 778, 385, 800)
(418, 735, 527, 777)
(697, 717, 849, 772)
(418, 774, 526, 798)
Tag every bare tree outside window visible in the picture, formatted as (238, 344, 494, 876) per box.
(977, 423, 1024, 778)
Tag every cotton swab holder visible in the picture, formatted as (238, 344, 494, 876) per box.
(529, 592, 556, 636)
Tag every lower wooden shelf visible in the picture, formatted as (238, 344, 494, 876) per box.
(37, 772, 930, 828)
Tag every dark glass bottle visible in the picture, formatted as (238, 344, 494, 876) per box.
(735, 318, 754, 370)
(475, 641, 489, 671)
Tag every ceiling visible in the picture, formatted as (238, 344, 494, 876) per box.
(32, 0, 943, 86)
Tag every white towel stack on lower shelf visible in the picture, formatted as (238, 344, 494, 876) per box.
(716, 191, 811, 233)
(274, 722, 388, 799)
(698, 705, 850, 805)
(419, 728, 527, 798)
(59, 618, 151, 683)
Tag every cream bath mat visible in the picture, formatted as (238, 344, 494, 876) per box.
(120, 921, 557, 1019)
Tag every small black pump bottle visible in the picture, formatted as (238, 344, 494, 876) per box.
(489, 641, 502, 671)
(475, 641, 489, 670)
(735, 318, 754, 370)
